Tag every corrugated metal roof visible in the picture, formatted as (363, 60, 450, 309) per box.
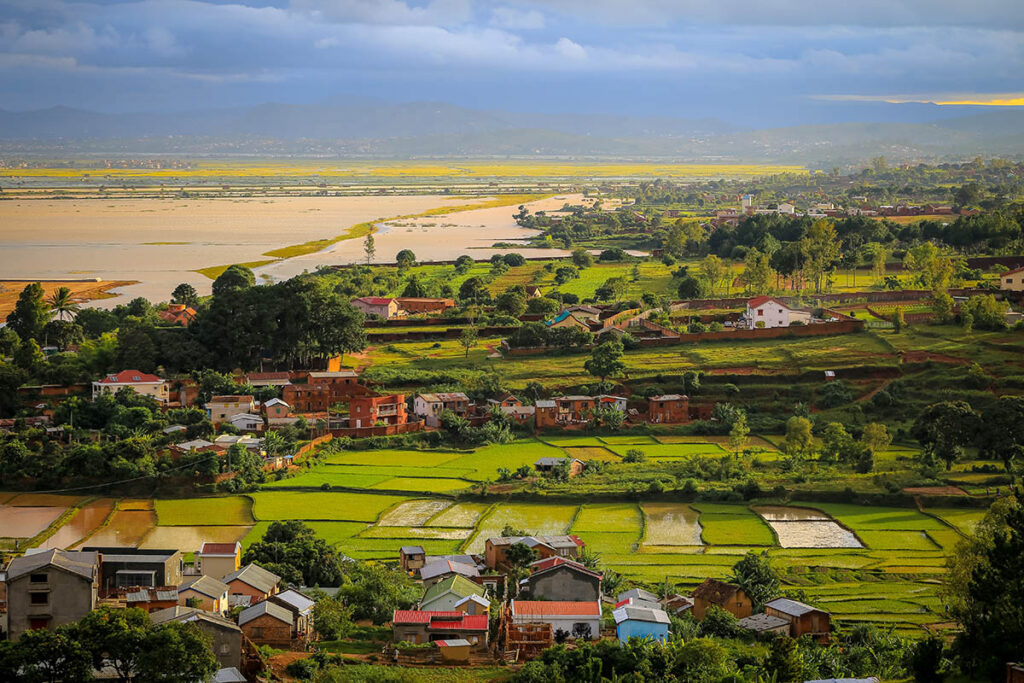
(238, 600, 293, 626)
(766, 597, 819, 617)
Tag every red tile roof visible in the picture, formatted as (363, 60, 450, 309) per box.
(747, 296, 789, 309)
(1003, 266, 1024, 276)
(97, 370, 163, 384)
(246, 372, 290, 380)
(200, 542, 240, 555)
(391, 611, 487, 630)
(355, 297, 394, 306)
(511, 601, 601, 617)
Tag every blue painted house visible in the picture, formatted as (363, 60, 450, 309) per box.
(613, 605, 671, 643)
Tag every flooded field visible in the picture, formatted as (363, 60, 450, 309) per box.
(755, 506, 863, 548)
(0, 193, 573, 305)
(642, 503, 704, 546)
(377, 500, 452, 527)
(38, 499, 115, 549)
(7, 493, 83, 507)
(425, 502, 490, 528)
(140, 525, 252, 551)
(83, 509, 157, 547)
(0, 506, 66, 538)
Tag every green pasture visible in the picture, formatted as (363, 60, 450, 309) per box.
(465, 502, 579, 553)
(248, 491, 408, 522)
(369, 477, 470, 493)
(154, 496, 254, 526)
(443, 440, 566, 480)
(925, 507, 986, 535)
(606, 443, 729, 459)
(572, 503, 643, 533)
(691, 503, 776, 546)
(263, 471, 392, 489)
(324, 449, 466, 468)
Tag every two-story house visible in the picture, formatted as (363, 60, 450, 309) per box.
(4, 549, 99, 639)
(92, 370, 168, 403)
(349, 394, 407, 428)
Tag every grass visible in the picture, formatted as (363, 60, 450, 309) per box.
(807, 503, 946, 532)
(248, 491, 408, 523)
(857, 530, 940, 551)
(924, 507, 987, 534)
(692, 503, 776, 546)
(324, 450, 466, 468)
(606, 443, 729, 459)
(263, 472, 392, 489)
(154, 496, 254, 526)
(572, 503, 642, 533)
(195, 259, 278, 280)
(466, 502, 579, 553)
(369, 478, 470, 493)
(443, 440, 567, 480)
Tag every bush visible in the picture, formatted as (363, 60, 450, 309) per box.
(623, 448, 647, 463)
(285, 657, 320, 680)
(817, 381, 853, 408)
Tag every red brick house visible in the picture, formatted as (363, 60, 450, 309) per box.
(222, 564, 280, 605)
(692, 579, 752, 621)
(648, 394, 690, 424)
(395, 297, 455, 315)
(764, 597, 831, 644)
(238, 600, 293, 648)
(484, 535, 585, 570)
(349, 394, 407, 428)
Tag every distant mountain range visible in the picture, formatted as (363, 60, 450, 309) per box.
(1, 96, 1022, 167)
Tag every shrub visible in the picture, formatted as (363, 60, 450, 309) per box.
(623, 448, 647, 463)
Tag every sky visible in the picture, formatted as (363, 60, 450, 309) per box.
(1, 0, 1022, 125)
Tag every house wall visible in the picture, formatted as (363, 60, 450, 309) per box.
(199, 554, 239, 579)
(649, 397, 689, 424)
(178, 588, 226, 613)
(1001, 273, 1024, 292)
(394, 624, 429, 644)
(420, 592, 465, 612)
(226, 579, 274, 604)
(527, 569, 600, 602)
(765, 607, 830, 642)
(617, 620, 669, 643)
(242, 614, 292, 648)
(207, 401, 253, 425)
(693, 592, 752, 621)
(6, 569, 96, 640)
(194, 622, 243, 670)
(512, 615, 600, 639)
(99, 554, 183, 592)
(93, 382, 168, 402)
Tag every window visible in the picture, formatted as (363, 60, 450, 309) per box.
(220, 644, 230, 654)
(30, 592, 49, 605)
(252, 627, 264, 638)
(29, 618, 49, 630)
(29, 573, 48, 583)
(758, 310, 763, 316)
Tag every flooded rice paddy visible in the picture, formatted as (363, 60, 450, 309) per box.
(82, 510, 158, 547)
(39, 499, 115, 549)
(377, 500, 453, 527)
(0, 506, 67, 538)
(755, 506, 862, 548)
(642, 503, 704, 546)
(139, 525, 253, 551)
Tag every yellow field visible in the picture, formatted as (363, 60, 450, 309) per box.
(1, 160, 807, 180)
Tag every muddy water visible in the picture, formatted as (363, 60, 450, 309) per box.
(0, 195, 487, 304)
(754, 506, 862, 548)
(38, 499, 115, 549)
(83, 510, 157, 547)
(140, 525, 252, 551)
(0, 506, 66, 538)
(643, 503, 704, 545)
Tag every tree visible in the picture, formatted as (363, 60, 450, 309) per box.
(912, 401, 980, 470)
(571, 248, 593, 268)
(697, 606, 739, 638)
(742, 248, 775, 295)
(766, 637, 804, 683)
(677, 274, 703, 299)
(961, 294, 1009, 330)
(893, 306, 906, 332)
(861, 422, 892, 452)
(931, 291, 954, 323)
(554, 265, 579, 285)
(171, 283, 200, 307)
(595, 276, 627, 301)
(14, 625, 93, 683)
(78, 606, 151, 682)
(454, 255, 474, 274)
(977, 396, 1024, 472)
(211, 265, 254, 298)
(526, 297, 559, 316)
(312, 593, 353, 640)
(729, 551, 780, 611)
(6, 282, 50, 341)
(783, 416, 814, 457)
(459, 327, 478, 358)
(909, 635, 946, 683)
(395, 248, 416, 270)
(728, 412, 749, 454)
(362, 233, 376, 265)
(135, 622, 218, 683)
(400, 275, 427, 298)
(698, 255, 725, 297)
(943, 493, 1024, 678)
(48, 286, 79, 322)
(244, 521, 346, 587)
(495, 290, 527, 317)
(800, 219, 840, 293)
(506, 542, 539, 568)
(458, 277, 489, 305)
(584, 340, 625, 382)
(43, 319, 83, 351)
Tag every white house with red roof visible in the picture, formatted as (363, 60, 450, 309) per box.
(744, 296, 812, 329)
(508, 600, 602, 640)
(92, 370, 168, 402)
(1000, 265, 1024, 292)
(350, 296, 398, 319)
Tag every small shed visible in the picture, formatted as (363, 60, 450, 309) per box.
(435, 638, 472, 663)
(400, 546, 426, 572)
(534, 457, 585, 478)
(613, 605, 671, 643)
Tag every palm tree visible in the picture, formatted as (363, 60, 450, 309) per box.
(48, 287, 79, 321)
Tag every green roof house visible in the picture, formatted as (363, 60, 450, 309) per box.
(419, 575, 487, 613)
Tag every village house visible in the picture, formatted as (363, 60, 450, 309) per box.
(737, 612, 791, 636)
(92, 370, 169, 403)
(4, 549, 99, 639)
(661, 593, 694, 615)
(485, 393, 535, 421)
(743, 296, 812, 329)
(222, 563, 281, 605)
(764, 597, 831, 643)
(613, 604, 671, 643)
(1000, 266, 1024, 292)
(545, 311, 594, 332)
(150, 606, 243, 670)
(178, 575, 230, 613)
(269, 589, 316, 642)
(262, 398, 296, 426)
(159, 303, 197, 327)
(171, 439, 223, 457)
(534, 457, 585, 478)
(205, 395, 256, 426)
(400, 546, 427, 572)
(83, 546, 183, 593)
(125, 587, 180, 613)
(244, 371, 291, 387)
(395, 297, 456, 315)
(617, 588, 659, 607)
(535, 395, 627, 428)
(648, 394, 690, 424)
(392, 610, 489, 647)
(419, 575, 488, 612)
(691, 578, 752, 621)
(419, 559, 481, 588)
(350, 296, 399, 319)
(197, 542, 242, 578)
(238, 600, 294, 648)
(484, 535, 585, 570)
(349, 394, 407, 428)
(228, 412, 263, 432)
(213, 434, 263, 451)
(412, 392, 471, 425)
(454, 594, 490, 616)
(508, 600, 602, 640)
(520, 557, 602, 602)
